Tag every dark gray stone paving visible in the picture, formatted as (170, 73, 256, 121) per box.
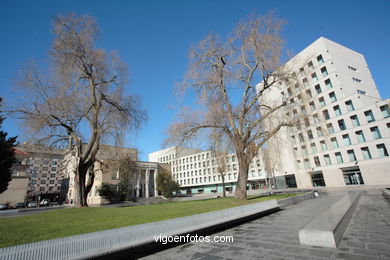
(141, 190, 390, 260)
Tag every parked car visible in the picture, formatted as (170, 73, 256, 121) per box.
(27, 201, 38, 208)
(0, 204, 7, 210)
(15, 202, 26, 208)
(39, 199, 50, 207)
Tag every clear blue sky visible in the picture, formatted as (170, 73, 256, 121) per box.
(1, 0, 389, 160)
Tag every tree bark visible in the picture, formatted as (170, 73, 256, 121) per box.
(234, 156, 249, 200)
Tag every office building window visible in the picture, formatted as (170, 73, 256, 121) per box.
(304, 158, 311, 169)
(324, 154, 332, 165)
(312, 73, 318, 81)
(319, 97, 326, 107)
(308, 61, 314, 70)
(335, 152, 344, 163)
(329, 92, 337, 102)
(321, 67, 328, 77)
(317, 127, 324, 137)
(370, 126, 382, 139)
(315, 84, 322, 94)
(303, 78, 308, 88)
(350, 115, 360, 126)
(333, 105, 342, 116)
(347, 150, 357, 162)
(364, 110, 375, 123)
(357, 89, 366, 95)
(331, 137, 339, 148)
(361, 147, 372, 160)
(348, 65, 357, 71)
(314, 156, 321, 167)
(338, 119, 346, 131)
(380, 105, 390, 118)
(343, 134, 352, 146)
(352, 77, 362, 83)
(301, 146, 308, 156)
(325, 79, 333, 89)
(317, 55, 324, 64)
(327, 123, 334, 134)
(345, 100, 354, 112)
(311, 143, 318, 154)
(309, 101, 316, 111)
(306, 89, 312, 98)
(320, 140, 328, 151)
(313, 114, 320, 123)
(307, 130, 314, 140)
(377, 144, 389, 157)
(356, 130, 366, 143)
(299, 133, 305, 143)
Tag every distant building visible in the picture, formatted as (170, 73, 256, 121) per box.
(0, 149, 30, 206)
(16, 143, 64, 202)
(65, 145, 162, 205)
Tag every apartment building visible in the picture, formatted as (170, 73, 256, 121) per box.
(16, 143, 64, 202)
(149, 146, 268, 194)
(262, 37, 390, 188)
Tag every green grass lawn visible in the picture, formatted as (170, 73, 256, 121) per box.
(0, 193, 299, 248)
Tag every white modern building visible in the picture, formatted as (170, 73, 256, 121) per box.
(149, 146, 268, 194)
(150, 37, 390, 193)
(264, 37, 390, 188)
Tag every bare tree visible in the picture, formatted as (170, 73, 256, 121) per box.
(166, 13, 300, 200)
(9, 13, 146, 207)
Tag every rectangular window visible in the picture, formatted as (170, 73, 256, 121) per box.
(350, 115, 360, 126)
(347, 150, 357, 162)
(323, 110, 330, 120)
(325, 79, 333, 89)
(361, 147, 372, 159)
(321, 67, 328, 77)
(312, 73, 318, 81)
(377, 144, 389, 157)
(358, 90, 366, 95)
(333, 105, 342, 116)
(308, 61, 314, 70)
(317, 55, 324, 64)
(345, 100, 354, 112)
(313, 114, 320, 123)
(380, 105, 390, 118)
(307, 130, 314, 140)
(314, 156, 321, 167)
(348, 65, 357, 71)
(329, 92, 337, 102)
(306, 89, 312, 98)
(299, 133, 305, 143)
(335, 152, 344, 163)
(364, 110, 375, 123)
(320, 141, 328, 151)
(352, 77, 362, 83)
(331, 137, 339, 148)
(343, 134, 352, 146)
(356, 130, 366, 143)
(304, 158, 311, 169)
(315, 84, 322, 94)
(324, 154, 332, 165)
(327, 123, 334, 134)
(303, 78, 308, 88)
(311, 143, 318, 153)
(301, 146, 308, 156)
(316, 127, 323, 137)
(338, 119, 346, 131)
(370, 126, 382, 139)
(309, 101, 316, 111)
(319, 97, 326, 107)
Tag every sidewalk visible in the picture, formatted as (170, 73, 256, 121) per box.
(142, 189, 390, 260)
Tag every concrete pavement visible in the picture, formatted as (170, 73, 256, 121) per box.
(141, 189, 390, 260)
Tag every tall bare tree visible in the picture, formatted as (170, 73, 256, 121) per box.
(9, 13, 146, 206)
(166, 13, 300, 200)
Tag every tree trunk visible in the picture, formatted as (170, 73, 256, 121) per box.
(75, 166, 89, 207)
(221, 174, 226, 197)
(234, 157, 249, 200)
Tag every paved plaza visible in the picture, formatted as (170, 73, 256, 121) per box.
(142, 190, 390, 260)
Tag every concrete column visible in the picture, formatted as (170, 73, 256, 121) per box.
(154, 168, 158, 196)
(136, 170, 141, 198)
(145, 169, 149, 198)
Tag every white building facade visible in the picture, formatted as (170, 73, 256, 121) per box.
(263, 37, 390, 188)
